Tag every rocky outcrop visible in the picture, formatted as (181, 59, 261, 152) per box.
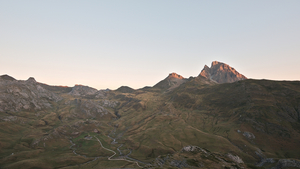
(101, 99, 118, 108)
(256, 151, 275, 168)
(0, 76, 61, 112)
(226, 153, 244, 164)
(26, 77, 37, 84)
(199, 61, 247, 83)
(68, 85, 108, 99)
(66, 99, 112, 119)
(272, 159, 300, 169)
(93, 129, 100, 133)
(79, 100, 107, 115)
(243, 131, 255, 139)
(167, 73, 184, 79)
(181, 145, 207, 154)
(95, 90, 106, 99)
(69, 85, 98, 96)
(152, 154, 190, 168)
(151, 145, 247, 168)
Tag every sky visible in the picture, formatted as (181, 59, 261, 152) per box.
(1, 0, 300, 89)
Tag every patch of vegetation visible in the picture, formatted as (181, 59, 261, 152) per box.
(186, 158, 200, 167)
(246, 164, 266, 169)
(173, 93, 195, 108)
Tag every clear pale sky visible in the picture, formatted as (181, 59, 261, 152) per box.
(1, 0, 299, 89)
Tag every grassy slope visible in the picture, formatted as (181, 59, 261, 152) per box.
(109, 78, 300, 165)
(0, 90, 119, 168)
(1, 79, 300, 168)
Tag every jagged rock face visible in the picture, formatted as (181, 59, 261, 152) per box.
(0, 76, 61, 112)
(69, 85, 98, 96)
(199, 61, 247, 83)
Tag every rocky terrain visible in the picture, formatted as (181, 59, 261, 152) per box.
(0, 61, 300, 169)
(199, 61, 247, 83)
(151, 145, 246, 168)
(0, 75, 61, 112)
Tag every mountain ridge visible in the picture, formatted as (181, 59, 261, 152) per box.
(1, 61, 300, 169)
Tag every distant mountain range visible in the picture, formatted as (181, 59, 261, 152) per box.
(153, 61, 247, 92)
(1, 61, 300, 169)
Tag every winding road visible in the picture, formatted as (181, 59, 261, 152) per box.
(94, 136, 143, 168)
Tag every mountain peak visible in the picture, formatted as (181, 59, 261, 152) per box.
(69, 85, 98, 96)
(26, 77, 37, 83)
(0, 74, 16, 81)
(167, 73, 184, 79)
(153, 73, 187, 91)
(116, 86, 135, 93)
(211, 61, 220, 66)
(199, 61, 247, 83)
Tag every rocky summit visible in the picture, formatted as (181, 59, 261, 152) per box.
(0, 61, 300, 169)
(167, 72, 184, 79)
(153, 72, 187, 92)
(199, 61, 247, 83)
(0, 75, 16, 81)
(69, 84, 98, 96)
